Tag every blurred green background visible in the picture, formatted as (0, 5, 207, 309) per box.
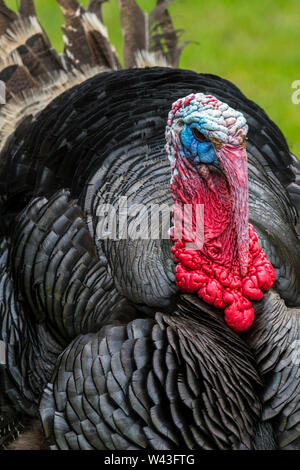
(5, 0, 300, 156)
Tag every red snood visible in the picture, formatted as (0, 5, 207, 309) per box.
(170, 152, 276, 333)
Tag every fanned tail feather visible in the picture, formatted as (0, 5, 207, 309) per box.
(0, 49, 39, 99)
(150, 0, 188, 67)
(119, 0, 187, 68)
(0, 66, 106, 151)
(88, 0, 107, 21)
(0, 0, 17, 35)
(0, 2, 63, 86)
(0, 0, 186, 153)
(57, 0, 121, 70)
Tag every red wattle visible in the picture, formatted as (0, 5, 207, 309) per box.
(172, 224, 276, 332)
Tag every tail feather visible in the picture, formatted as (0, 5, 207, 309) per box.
(0, 65, 105, 150)
(150, 0, 187, 68)
(0, 50, 39, 99)
(0, 0, 17, 35)
(118, 0, 188, 68)
(0, 3, 65, 102)
(82, 12, 122, 69)
(0, 0, 187, 153)
(18, 0, 36, 17)
(118, 0, 147, 68)
(88, 0, 107, 21)
(58, 0, 121, 70)
(0, 15, 64, 81)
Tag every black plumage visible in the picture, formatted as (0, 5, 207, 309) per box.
(39, 302, 262, 450)
(0, 0, 299, 450)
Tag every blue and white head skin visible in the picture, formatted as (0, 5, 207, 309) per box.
(165, 93, 250, 277)
(166, 92, 248, 166)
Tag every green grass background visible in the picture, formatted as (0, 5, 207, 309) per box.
(5, 0, 300, 156)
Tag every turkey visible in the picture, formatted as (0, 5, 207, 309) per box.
(0, 0, 300, 451)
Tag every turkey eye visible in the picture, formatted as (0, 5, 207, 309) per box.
(192, 127, 207, 143)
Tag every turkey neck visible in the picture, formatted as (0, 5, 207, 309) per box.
(171, 153, 238, 268)
(168, 140, 276, 333)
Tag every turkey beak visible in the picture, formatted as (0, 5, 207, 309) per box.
(215, 142, 249, 277)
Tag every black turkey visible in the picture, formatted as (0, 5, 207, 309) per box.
(0, 0, 299, 450)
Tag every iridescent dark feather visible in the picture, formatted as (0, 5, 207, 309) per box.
(40, 300, 262, 450)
